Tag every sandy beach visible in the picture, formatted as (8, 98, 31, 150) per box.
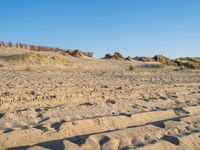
(0, 47, 199, 149)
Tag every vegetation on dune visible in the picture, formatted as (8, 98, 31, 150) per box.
(104, 52, 124, 60)
(136, 55, 200, 69)
(113, 52, 124, 60)
(134, 56, 154, 62)
(163, 59, 178, 66)
(104, 54, 113, 59)
(0, 52, 45, 62)
(174, 58, 200, 69)
(0, 40, 93, 58)
(129, 65, 135, 71)
(0, 40, 199, 69)
(0, 52, 34, 62)
(0, 63, 3, 68)
(125, 56, 133, 61)
(0, 52, 71, 66)
(50, 56, 56, 60)
(175, 57, 200, 63)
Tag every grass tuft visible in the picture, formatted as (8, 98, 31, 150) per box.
(129, 65, 135, 71)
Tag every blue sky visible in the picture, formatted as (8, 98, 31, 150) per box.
(0, 0, 200, 58)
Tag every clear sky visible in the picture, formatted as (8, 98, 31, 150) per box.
(0, 0, 200, 58)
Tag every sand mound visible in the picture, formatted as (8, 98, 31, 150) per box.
(175, 57, 200, 69)
(62, 49, 93, 58)
(113, 52, 124, 60)
(0, 49, 71, 68)
(153, 55, 170, 63)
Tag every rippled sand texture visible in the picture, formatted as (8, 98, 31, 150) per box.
(0, 47, 200, 150)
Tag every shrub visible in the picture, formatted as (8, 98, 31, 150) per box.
(174, 58, 200, 69)
(6, 53, 33, 61)
(184, 62, 199, 69)
(51, 56, 56, 60)
(104, 54, 113, 59)
(164, 60, 178, 66)
(129, 65, 135, 71)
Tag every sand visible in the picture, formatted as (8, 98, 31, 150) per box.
(0, 47, 200, 150)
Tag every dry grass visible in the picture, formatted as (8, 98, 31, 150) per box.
(0, 52, 71, 66)
(129, 65, 135, 71)
(0, 63, 3, 68)
(175, 57, 200, 69)
(159, 57, 200, 69)
(163, 59, 178, 66)
(0, 52, 38, 62)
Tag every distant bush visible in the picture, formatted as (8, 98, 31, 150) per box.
(0, 40, 93, 58)
(163, 60, 178, 66)
(104, 52, 124, 60)
(104, 54, 113, 59)
(51, 56, 56, 60)
(125, 56, 133, 61)
(0, 52, 46, 63)
(113, 52, 124, 60)
(174, 57, 200, 69)
(184, 62, 200, 69)
(0, 63, 3, 68)
(129, 65, 135, 71)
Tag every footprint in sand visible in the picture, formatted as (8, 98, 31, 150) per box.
(173, 107, 190, 116)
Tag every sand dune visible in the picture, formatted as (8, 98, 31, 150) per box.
(0, 47, 200, 150)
